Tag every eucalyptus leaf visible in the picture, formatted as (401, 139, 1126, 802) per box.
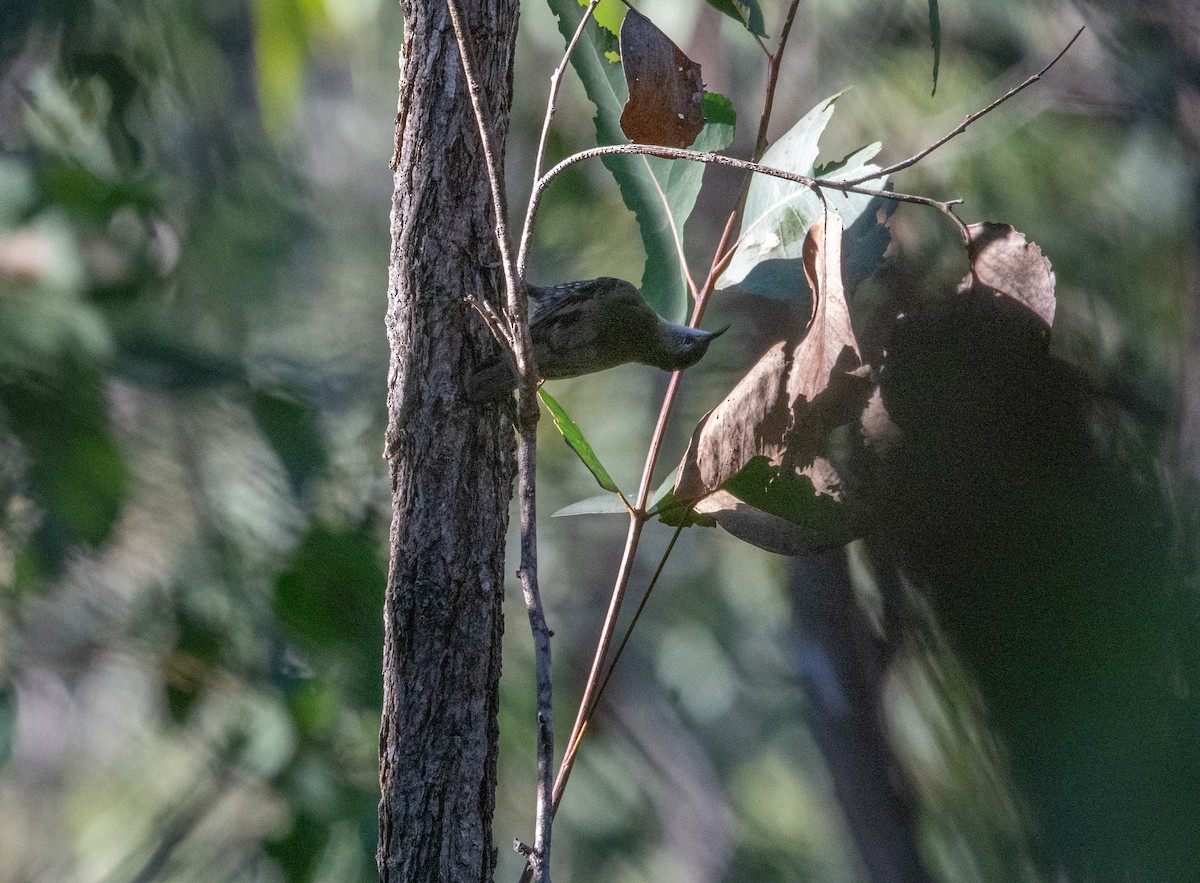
(718, 96, 890, 302)
(928, 0, 942, 96)
(653, 486, 716, 528)
(2, 362, 129, 577)
(539, 388, 621, 493)
(705, 0, 767, 37)
(723, 455, 843, 531)
(553, 494, 630, 517)
(647, 471, 677, 513)
(253, 386, 328, 496)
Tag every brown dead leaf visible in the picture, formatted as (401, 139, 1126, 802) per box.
(675, 341, 792, 504)
(619, 9, 705, 149)
(782, 213, 874, 462)
(961, 222, 1056, 327)
(673, 211, 873, 553)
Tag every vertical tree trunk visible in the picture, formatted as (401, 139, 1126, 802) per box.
(378, 2, 519, 880)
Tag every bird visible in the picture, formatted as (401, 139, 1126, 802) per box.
(469, 277, 726, 402)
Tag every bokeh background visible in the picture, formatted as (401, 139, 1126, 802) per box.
(0, 1, 1196, 881)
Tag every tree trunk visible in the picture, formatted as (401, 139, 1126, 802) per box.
(378, 1, 519, 880)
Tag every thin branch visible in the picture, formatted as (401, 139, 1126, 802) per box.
(443, 4, 553, 883)
(465, 293, 516, 352)
(530, 142, 968, 238)
(568, 521, 687, 759)
(643, 154, 700, 300)
(443, 0, 522, 329)
(518, 0, 602, 281)
(751, 0, 802, 164)
(551, 466, 654, 805)
(839, 26, 1085, 187)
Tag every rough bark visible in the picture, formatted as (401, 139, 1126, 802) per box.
(378, 1, 519, 880)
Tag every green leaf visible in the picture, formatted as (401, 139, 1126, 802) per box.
(705, 0, 767, 38)
(717, 95, 892, 303)
(723, 456, 844, 531)
(554, 472, 717, 525)
(553, 494, 629, 517)
(113, 331, 246, 390)
(38, 160, 160, 223)
(588, 0, 626, 35)
(546, 2, 735, 320)
(647, 471, 677, 513)
(648, 470, 715, 527)
(653, 485, 717, 528)
(928, 0, 942, 96)
(702, 91, 737, 128)
(265, 810, 329, 882)
(539, 388, 620, 493)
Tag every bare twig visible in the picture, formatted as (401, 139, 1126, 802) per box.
(443, 3, 553, 882)
(751, 0, 803, 164)
(839, 26, 1085, 187)
(517, 0, 602, 281)
(582, 522, 687, 744)
(529, 143, 967, 244)
(444, 0, 522, 330)
(465, 293, 516, 352)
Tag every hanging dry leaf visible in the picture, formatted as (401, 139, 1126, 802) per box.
(675, 341, 791, 503)
(960, 222, 1056, 327)
(673, 211, 874, 554)
(877, 222, 1059, 441)
(618, 9, 705, 149)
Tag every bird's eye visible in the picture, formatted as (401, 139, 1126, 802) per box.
(683, 337, 695, 348)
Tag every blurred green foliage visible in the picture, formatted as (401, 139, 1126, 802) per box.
(0, 0, 392, 880)
(0, 0, 1196, 882)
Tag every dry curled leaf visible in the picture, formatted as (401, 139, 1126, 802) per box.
(961, 222, 1056, 327)
(619, 9, 705, 149)
(674, 212, 873, 554)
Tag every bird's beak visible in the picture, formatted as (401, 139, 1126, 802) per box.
(694, 324, 729, 341)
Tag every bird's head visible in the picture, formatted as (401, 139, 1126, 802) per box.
(655, 321, 728, 370)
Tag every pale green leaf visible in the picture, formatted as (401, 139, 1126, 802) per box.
(717, 95, 891, 303)
(553, 494, 629, 517)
